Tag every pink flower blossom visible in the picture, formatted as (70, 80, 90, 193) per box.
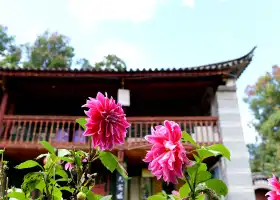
(172, 190, 180, 197)
(82, 158, 88, 163)
(65, 162, 74, 171)
(83, 92, 130, 150)
(43, 157, 47, 165)
(143, 120, 193, 184)
(266, 175, 280, 200)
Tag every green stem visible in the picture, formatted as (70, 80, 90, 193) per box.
(1, 153, 4, 199)
(191, 164, 199, 200)
(44, 175, 51, 200)
(186, 177, 193, 191)
(89, 137, 92, 174)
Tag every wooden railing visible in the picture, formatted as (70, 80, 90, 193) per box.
(0, 115, 221, 150)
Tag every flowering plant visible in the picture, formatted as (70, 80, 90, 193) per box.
(266, 175, 280, 200)
(5, 92, 230, 200)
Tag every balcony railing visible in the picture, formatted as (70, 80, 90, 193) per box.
(0, 115, 221, 150)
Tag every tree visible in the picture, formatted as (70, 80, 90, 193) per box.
(94, 54, 127, 71)
(22, 30, 75, 69)
(247, 141, 280, 176)
(0, 25, 21, 68)
(245, 65, 280, 175)
(77, 58, 93, 70)
(244, 66, 280, 141)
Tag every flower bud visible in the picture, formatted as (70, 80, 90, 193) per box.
(77, 192, 86, 200)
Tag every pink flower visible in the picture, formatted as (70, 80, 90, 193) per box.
(266, 175, 280, 200)
(143, 120, 193, 184)
(65, 162, 74, 171)
(82, 158, 88, 163)
(83, 92, 130, 150)
(172, 190, 180, 196)
(43, 157, 47, 165)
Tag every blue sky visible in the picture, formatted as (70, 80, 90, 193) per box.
(0, 0, 278, 144)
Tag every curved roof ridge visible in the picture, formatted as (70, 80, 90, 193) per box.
(0, 47, 256, 79)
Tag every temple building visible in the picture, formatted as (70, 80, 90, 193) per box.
(0, 47, 256, 200)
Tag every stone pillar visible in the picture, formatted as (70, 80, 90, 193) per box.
(215, 85, 255, 200)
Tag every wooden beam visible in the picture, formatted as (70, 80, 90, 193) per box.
(0, 91, 8, 135)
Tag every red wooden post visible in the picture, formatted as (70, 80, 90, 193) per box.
(0, 91, 8, 135)
(118, 150, 124, 163)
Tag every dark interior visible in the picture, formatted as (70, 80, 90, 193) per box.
(5, 76, 221, 117)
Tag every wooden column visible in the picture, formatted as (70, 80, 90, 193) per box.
(0, 91, 8, 135)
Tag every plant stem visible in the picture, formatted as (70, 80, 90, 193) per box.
(1, 153, 4, 199)
(89, 137, 92, 174)
(186, 177, 192, 191)
(44, 176, 51, 200)
(191, 164, 199, 200)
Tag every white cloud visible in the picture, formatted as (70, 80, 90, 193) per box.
(68, 0, 160, 26)
(92, 41, 144, 69)
(182, 0, 195, 8)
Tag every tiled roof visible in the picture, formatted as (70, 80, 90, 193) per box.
(0, 47, 256, 79)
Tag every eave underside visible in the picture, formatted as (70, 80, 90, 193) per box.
(5, 75, 221, 116)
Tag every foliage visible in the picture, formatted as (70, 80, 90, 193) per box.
(6, 118, 127, 200)
(0, 25, 22, 68)
(22, 30, 75, 69)
(94, 54, 127, 71)
(244, 65, 280, 175)
(77, 58, 93, 70)
(0, 25, 128, 71)
(244, 66, 280, 141)
(0, 149, 8, 200)
(4, 124, 230, 200)
(247, 141, 280, 176)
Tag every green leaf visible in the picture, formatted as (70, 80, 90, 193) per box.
(16, 160, 42, 169)
(40, 141, 55, 155)
(53, 186, 63, 200)
(207, 144, 231, 160)
(56, 169, 68, 179)
(147, 195, 166, 200)
(205, 179, 228, 196)
(197, 149, 215, 161)
(196, 171, 212, 184)
(100, 195, 113, 200)
(7, 191, 27, 200)
(0, 149, 5, 154)
(186, 163, 207, 183)
(86, 190, 103, 200)
(196, 194, 206, 200)
(58, 149, 70, 157)
(35, 180, 45, 192)
(21, 172, 44, 194)
(182, 131, 196, 145)
(161, 190, 167, 197)
(99, 152, 117, 172)
(179, 183, 191, 198)
(198, 163, 207, 172)
(117, 162, 129, 179)
(59, 186, 74, 193)
(76, 118, 87, 130)
(59, 156, 73, 163)
(193, 153, 201, 162)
